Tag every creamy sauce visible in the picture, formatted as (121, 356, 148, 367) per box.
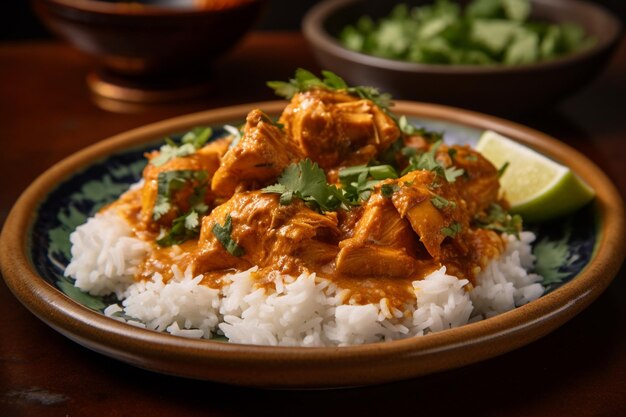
(111, 188, 504, 310)
(107, 89, 509, 311)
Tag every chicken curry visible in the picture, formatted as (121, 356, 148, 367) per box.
(110, 70, 520, 309)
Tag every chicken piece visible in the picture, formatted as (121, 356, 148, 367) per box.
(439, 228, 505, 282)
(279, 89, 399, 169)
(391, 170, 470, 259)
(193, 191, 340, 275)
(335, 193, 422, 277)
(211, 109, 304, 198)
(140, 138, 229, 231)
(437, 144, 500, 214)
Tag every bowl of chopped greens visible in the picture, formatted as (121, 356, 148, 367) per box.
(303, 0, 622, 115)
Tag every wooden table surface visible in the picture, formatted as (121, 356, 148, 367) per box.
(1, 32, 625, 417)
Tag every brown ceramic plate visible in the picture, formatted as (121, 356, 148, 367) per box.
(1, 101, 624, 388)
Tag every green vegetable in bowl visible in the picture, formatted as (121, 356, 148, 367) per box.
(339, 0, 595, 65)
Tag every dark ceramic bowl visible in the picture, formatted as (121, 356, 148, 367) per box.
(32, 0, 266, 102)
(303, 0, 622, 115)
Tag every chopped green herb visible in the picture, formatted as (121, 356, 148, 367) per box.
(181, 127, 212, 149)
(474, 203, 522, 237)
(498, 161, 510, 178)
(152, 169, 210, 247)
(339, 164, 398, 203)
(533, 228, 573, 286)
(153, 170, 208, 221)
(156, 209, 204, 247)
(430, 194, 457, 209)
(381, 183, 400, 198)
(212, 214, 245, 257)
(268, 69, 392, 113)
(398, 116, 443, 143)
(402, 140, 465, 182)
(441, 222, 462, 237)
(401, 146, 418, 158)
(262, 159, 346, 212)
(338, 0, 594, 66)
(151, 127, 212, 167)
(339, 164, 398, 181)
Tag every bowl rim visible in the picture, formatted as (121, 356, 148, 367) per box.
(1, 100, 625, 387)
(303, 0, 623, 75)
(35, 0, 262, 16)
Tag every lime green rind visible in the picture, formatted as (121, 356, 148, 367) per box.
(476, 130, 595, 223)
(510, 170, 595, 223)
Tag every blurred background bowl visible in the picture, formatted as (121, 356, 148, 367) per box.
(303, 0, 622, 115)
(33, 0, 266, 103)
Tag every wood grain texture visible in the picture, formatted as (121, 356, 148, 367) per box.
(1, 32, 625, 416)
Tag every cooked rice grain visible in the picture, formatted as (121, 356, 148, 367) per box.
(68, 210, 545, 346)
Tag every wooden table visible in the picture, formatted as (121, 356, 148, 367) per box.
(1, 32, 625, 417)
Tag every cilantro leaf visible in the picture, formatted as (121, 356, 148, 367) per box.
(431, 195, 457, 209)
(473, 203, 522, 237)
(339, 164, 398, 203)
(267, 69, 392, 113)
(441, 222, 462, 237)
(151, 127, 213, 167)
(402, 141, 465, 182)
(153, 170, 210, 247)
(212, 214, 245, 257)
(533, 229, 573, 286)
(156, 209, 204, 247)
(338, 0, 593, 66)
(153, 170, 208, 221)
(181, 127, 212, 149)
(398, 116, 443, 143)
(381, 183, 400, 198)
(262, 159, 346, 212)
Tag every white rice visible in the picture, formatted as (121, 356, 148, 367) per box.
(64, 211, 150, 299)
(66, 209, 544, 346)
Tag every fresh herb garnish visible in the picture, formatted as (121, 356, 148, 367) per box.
(156, 209, 205, 247)
(474, 203, 522, 237)
(533, 228, 574, 287)
(262, 159, 346, 212)
(339, 164, 399, 203)
(398, 116, 443, 143)
(152, 170, 210, 247)
(430, 194, 457, 209)
(151, 127, 213, 167)
(267, 69, 393, 113)
(381, 183, 401, 198)
(339, 0, 595, 66)
(153, 170, 209, 221)
(441, 222, 462, 237)
(212, 214, 245, 257)
(402, 141, 465, 182)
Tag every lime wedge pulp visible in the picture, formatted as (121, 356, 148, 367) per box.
(476, 130, 595, 223)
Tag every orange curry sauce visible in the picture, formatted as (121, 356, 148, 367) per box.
(107, 88, 508, 310)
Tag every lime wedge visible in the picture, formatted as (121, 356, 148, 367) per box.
(476, 130, 595, 223)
